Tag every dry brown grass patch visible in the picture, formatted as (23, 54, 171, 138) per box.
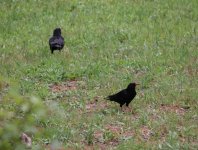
(49, 80, 78, 93)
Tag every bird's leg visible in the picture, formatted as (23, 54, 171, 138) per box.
(51, 50, 54, 54)
(120, 107, 123, 112)
(126, 104, 132, 112)
(120, 104, 123, 112)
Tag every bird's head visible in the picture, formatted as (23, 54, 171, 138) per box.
(53, 28, 61, 36)
(127, 82, 139, 90)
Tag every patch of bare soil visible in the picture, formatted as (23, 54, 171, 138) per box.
(105, 124, 123, 134)
(106, 139, 120, 147)
(160, 104, 190, 116)
(83, 143, 105, 150)
(121, 106, 134, 113)
(122, 130, 135, 139)
(83, 124, 134, 150)
(44, 144, 65, 150)
(150, 113, 160, 121)
(184, 58, 198, 77)
(85, 97, 108, 113)
(93, 130, 104, 141)
(83, 141, 113, 150)
(49, 80, 78, 93)
(131, 113, 140, 121)
(140, 126, 154, 140)
(82, 137, 119, 150)
(93, 124, 134, 147)
(82, 122, 136, 149)
(157, 125, 168, 141)
(0, 82, 9, 99)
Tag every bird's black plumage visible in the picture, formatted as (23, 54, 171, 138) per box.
(106, 83, 138, 108)
(49, 28, 64, 54)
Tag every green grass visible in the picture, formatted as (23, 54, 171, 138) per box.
(0, 0, 198, 149)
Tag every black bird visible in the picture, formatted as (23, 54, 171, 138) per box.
(49, 28, 64, 54)
(106, 83, 139, 108)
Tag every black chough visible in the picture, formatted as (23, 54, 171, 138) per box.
(106, 83, 139, 108)
(49, 28, 64, 54)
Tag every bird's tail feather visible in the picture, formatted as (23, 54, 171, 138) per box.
(105, 96, 114, 101)
(53, 44, 62, 48)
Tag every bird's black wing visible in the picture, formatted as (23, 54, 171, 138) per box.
(49, 38, 63, 48)
(107, 89, 128, 102)
(59, 36, 64, 47)
(49, 36, 55, 45)
(127, 92, 136, 102)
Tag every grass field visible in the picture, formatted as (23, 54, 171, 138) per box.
(0, 0, 198, 149)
